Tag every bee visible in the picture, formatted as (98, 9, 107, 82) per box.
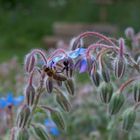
(43, 66, 54, 77)
(43, 65, 67, 81)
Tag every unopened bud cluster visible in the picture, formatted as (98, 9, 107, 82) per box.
(11, 29, 140, 140)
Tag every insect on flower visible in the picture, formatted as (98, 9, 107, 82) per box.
(43, 65, 67, 81)
(11, 30, 140, 140)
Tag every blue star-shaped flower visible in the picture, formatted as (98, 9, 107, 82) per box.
(45, 119, 60, 137)
(0, 92, 24, 109)
(50, 47, 86, 64)
(75, 55, 95, 73)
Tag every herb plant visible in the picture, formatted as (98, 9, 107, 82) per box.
(10, 28, 140, 140)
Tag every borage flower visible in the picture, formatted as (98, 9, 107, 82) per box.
(47, 47, 88, 76)
(0, 92, 24, 109)
(75, 55, 95, 73)
(69, 47, 95, 73)
(44, 119, 60, 137)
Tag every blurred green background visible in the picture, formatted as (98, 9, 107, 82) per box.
(0, 0, 140, 61)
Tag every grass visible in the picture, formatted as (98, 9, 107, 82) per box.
(0, 0, 140, 62)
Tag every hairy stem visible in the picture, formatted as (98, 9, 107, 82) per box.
(77, 31, 116, 47)
(119, 78, 138, 92)
(31, 49, 48, 64)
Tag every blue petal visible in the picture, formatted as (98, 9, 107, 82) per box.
(79, 59, 87, 73)
(45, 119, 56, 127)
(50, 127, 60, 136)
(52, 55, 64, 63)
(78, 47, 86, 54)
(6, 93, 14, 105)
(69, 48, 86, 59)
(14, 96, 24, 106)
(68, 52, 78, 59)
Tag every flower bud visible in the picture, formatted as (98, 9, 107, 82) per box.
(99, 82, 113, 103)
(53, 73, 67, 81)
(46, 77, 53, 94)
(99, 60, 110, 83)
(15, 128, 29, 140)
(50, 109, 65, 130)
(133, 82, 140, 102)
(16, 104, 31, 128)
(109, 92, 124, 115)
(56, 80, 62, 87)
(31, 123, 50, 140)
(125, 27, 134, 40)
(114, 57, 126, 79)
(86, 56, 95, 73)
(101, 67, 110, 83)
(64, 78, 75, 96)
(122, 107, 136, 131)
(55, 90, 71, 112)
(91, 70, 100, 87)
(25, 84, 36, 106)
(24, 54, 36, 73)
